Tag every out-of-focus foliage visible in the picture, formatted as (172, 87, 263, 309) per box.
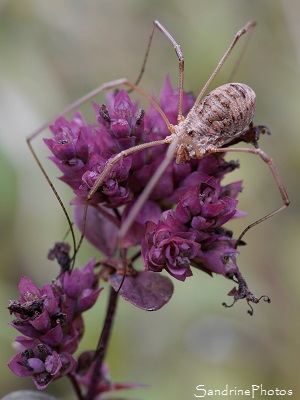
(0, 1, 299, 399)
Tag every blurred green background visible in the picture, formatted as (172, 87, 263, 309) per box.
(0, 0, 299, 399)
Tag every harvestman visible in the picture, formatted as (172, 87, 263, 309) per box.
(27, 20, 289, 262)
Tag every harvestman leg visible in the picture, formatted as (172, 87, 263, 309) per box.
(133, 20, 185, 121)
(213, 145, 290, 244)
(194, 20, 256, 107)
(227, 21, 256, 83)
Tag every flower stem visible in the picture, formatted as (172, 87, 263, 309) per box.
(68, 373, 85, 400)
(85, 286, 119, 399)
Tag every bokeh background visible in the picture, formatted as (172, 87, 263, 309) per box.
(0, 0, 299, 399)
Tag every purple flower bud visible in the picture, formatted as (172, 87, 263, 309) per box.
(142, 220, 201, 281)
(27, 357, 45, 374)
(45, 113, 91, 164)
(78, 153, 132, 207)
(44, 352, 62, 375)
(111, 119, 131, 137)
(114, 89, 134, 120)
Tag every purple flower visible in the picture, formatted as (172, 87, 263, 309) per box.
(61, 258, 102, 313)
(142, 220, 200, 281)
(8, 339, 76, 389)
(7, 259, 102, 389)
(78, 153, 132, 207)
(142, 178, 241, 281)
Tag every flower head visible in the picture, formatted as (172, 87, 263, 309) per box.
(8, 259, 101, 389)
(44, 75, 261, 311)
(46, 77, 240, 253)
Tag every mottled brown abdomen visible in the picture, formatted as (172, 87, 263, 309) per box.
(182, 83, 256, 149)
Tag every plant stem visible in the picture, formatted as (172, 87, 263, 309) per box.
(68, 373, 85, 400)
(85, 286, 119, 399)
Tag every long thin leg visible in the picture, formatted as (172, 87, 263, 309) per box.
(227, 22, 256, 82)
(134, 20, 185, 121)
(194, 20, 256, 108)
(212, 146, 290, 242)
(27, 138, 77, 268)
(28, 79, 127, 142)
(118, 137, 179, 242)
(27, 78, 170, 143)
(133, 23, 156, 87)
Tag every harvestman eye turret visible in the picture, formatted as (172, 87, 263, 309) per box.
(27, 20, 289, 262)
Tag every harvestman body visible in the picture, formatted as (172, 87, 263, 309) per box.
(169, 82, 256, 164)
(27, 20, 289, 261)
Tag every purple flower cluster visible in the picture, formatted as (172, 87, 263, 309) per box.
(7, 259, 101, 389)
(142, 177, 242, 281)
(44, 76, 243, 278)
